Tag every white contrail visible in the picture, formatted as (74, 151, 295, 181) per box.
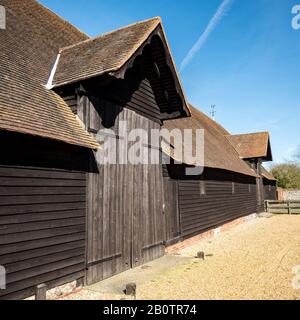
(180, 0, 234, 72)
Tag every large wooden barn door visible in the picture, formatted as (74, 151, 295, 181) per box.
(85, 161, 133, 285)
(132, 163, 165, 268)
(85, 161, 165, 284)
(83, 96, 165, 285)
(85, 140, 165, 285)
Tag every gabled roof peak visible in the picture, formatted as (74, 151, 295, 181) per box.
(227, 132, 272, 161)
(59, 17, 162, 54)
(229, 131, 269, 138)
(51, 17, 163, 88)
(48, 15, 190, 119)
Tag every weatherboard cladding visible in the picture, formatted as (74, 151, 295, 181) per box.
(162, 107, 273, 244)
(0, 131, 89, 300)
(178, 177, 258, 240)
(163, 167, 258, 244)
(261, 166, 277, 200)
(263, 180, 277, 201)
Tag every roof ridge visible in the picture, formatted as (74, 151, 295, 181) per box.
(189, 105, 256, 175)
(227, 131, 269, 137)
(189, 104, 230, 135)
(59, 16, 162, 53)
(163, 106, 258, 177)
(36, 0, 89, 39)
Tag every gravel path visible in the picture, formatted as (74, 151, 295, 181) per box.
(62, 215, 300, 300)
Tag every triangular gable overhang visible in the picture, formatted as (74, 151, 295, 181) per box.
(266, 136, 273, 161)
(242, 136, 273, 162)
(108, 23, 191, 120)
(227, 132, 273, 162)
(49, 18, 191, 121)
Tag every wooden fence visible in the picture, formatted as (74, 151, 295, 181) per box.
(265, 200, 300, 214)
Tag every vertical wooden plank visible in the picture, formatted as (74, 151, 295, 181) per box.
(163, 178, 181, 244)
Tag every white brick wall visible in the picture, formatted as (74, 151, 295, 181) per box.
(283, 190, 300, 201)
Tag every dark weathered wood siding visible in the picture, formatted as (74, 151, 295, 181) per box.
(163, 177, 180, 246)
(101, 76, 162, 123)
(0, 132, 88, 300)
(178, 178, 257, 240)
(263, 180, 277, 201)
(163, 166, 258, 243)
(63, 94, 78, 115)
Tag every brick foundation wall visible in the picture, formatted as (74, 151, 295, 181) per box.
(165, 213, 257, 254)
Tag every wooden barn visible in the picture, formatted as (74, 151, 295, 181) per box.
(49, 16, 190, 285)
(162, 105, 260, 245)
(0, 0, 277, 300)
(0, 0, 190, 299)
(0, 0, 99, 299)
(227, 132, 276, 205)
(162, 111, 277, 246)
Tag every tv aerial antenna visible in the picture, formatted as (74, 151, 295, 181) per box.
(210, 105, 216, 120)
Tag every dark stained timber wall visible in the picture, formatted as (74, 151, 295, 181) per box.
(163, 166, 258, 243)
(263, 180, 277, 201)
(0, 132, 89, 300)
(178, 179, 257, 239)
(163, 178, 180, 246)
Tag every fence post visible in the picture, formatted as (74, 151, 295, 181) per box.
(35, 283, 47, 300)
(288, 202, 291, 215)
(265, 201, 269, 213)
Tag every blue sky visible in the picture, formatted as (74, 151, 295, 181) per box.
(40, 0, 300, 164)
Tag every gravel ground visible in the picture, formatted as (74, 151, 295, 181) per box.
(61, 215, 300, 300)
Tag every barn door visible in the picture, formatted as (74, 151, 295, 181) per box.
(85, 141, 165, 285)
(131, 163, 165, 268)
(85, 162, 165, 285)
(85, 160, 133, 285)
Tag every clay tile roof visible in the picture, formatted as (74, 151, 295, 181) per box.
(261, 166, 276, 181)
(0, 0, 99, 149)
(51, 17, 162, 88)
(226, 132, 272, 161)
(162, 105, 258, 177)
